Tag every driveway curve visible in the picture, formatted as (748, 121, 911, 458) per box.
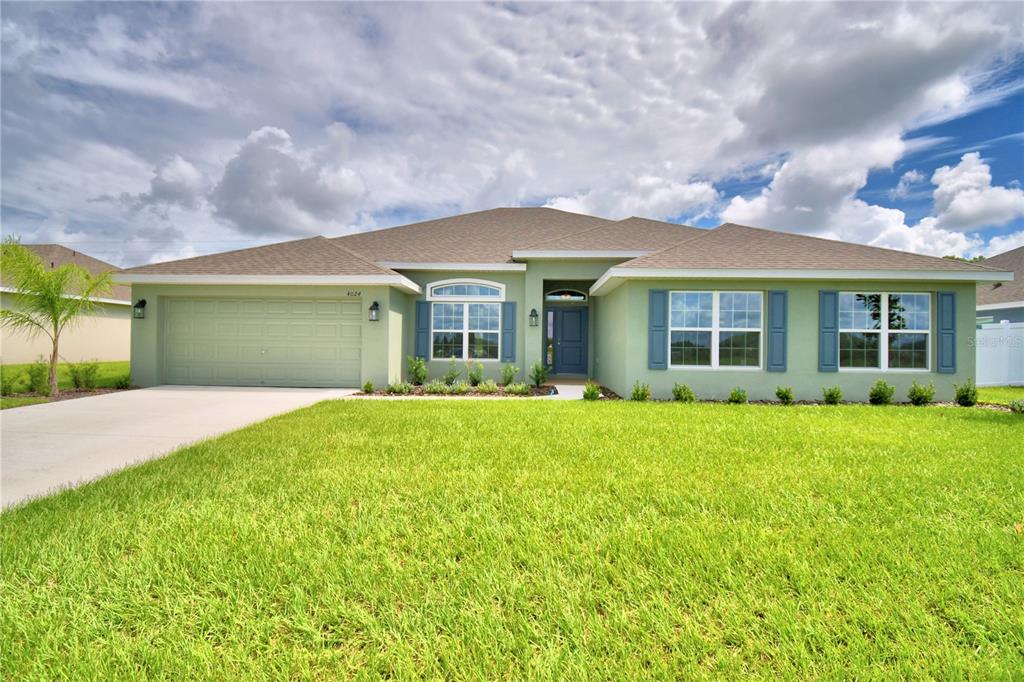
(1, 386, 354, 508)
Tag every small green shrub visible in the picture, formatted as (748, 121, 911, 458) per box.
(68, 360, 100, 389)
(775, 386, 794, 405)
(27, 358, 48, 394)
(0, 367, 22, 396)
(582, 382, 601, 401)
(728, 386, 747, 404)
(477, 379, 499, 394)
(907, 380, 935, 406)
(385, 382, 413, 395)
(443, 358, 462, 386)
(954, 379, 977, 407)
(466, 361, 484, 387)
(868, 379, 895, 405)
(114, 373, 132, 390)
(500, 363, 519, 386)
(528, 361, 549, 389)
(424, 379, 451, 395)
(406, 356, 427, 385)
(1009, 399, 1024, 415)
(671, 383, 696, 403)
(504, 382, 530, 396)
(450, 381, 471, 395)
(823, 385, 842, 405)
(361, 379, 374, 394)
(630, 381, 651, 402)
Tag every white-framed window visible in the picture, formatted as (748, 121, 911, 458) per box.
(839, 292, 930, 371)
(428, 279, 503, 360)
(669, 291, 763, 369)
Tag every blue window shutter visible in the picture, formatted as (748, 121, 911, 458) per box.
(818, 290, 839, 372)
(649, 289, 668, 370)
(937, 291, 956, 374)
(767, 290, 787, 372)
(414, 301, 430, 359)
(501, 301, 516, 362)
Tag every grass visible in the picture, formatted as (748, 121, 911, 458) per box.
(2, 401, 1022, 678)
(0, 396, 50, 410)
(977, 385, 1024, 405)
(0, 361, 129, 409)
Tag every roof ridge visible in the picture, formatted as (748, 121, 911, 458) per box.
(517, 215, 620, 250)
(318, 235, 396, 275)
(120, 235, 327, 273)
(716, 222, 1003, 272)
(615, 225, 719, 265)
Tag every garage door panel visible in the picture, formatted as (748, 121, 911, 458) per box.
(163, 296, 362, 387)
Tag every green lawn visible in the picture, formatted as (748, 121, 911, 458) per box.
(0, 361, 129, 408)
(977, 385, 1024, 405)
(2, 402, 1021, 678)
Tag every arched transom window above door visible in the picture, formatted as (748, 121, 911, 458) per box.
(545, 289, 587, 302)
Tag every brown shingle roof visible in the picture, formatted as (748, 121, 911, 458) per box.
(519, 216, 705, 252)
(121, 236, 394, 276)
(14, 244, 130, 301)
(620, 223, 1004, 273)
(977, 245, 1023, 306)
(332, 207, 612, 263)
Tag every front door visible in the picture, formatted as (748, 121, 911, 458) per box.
(553, 307, 588, 374)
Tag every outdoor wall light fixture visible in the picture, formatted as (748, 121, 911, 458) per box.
(368, 301, 380, 322)
(133, 299, 147, 319)
(529, 308, 539, 327)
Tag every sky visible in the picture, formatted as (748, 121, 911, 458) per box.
(2, 2, 1023, 268)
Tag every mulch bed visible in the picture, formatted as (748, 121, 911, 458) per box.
(364, 384, 557, 398)
(5, 388, 131, 404)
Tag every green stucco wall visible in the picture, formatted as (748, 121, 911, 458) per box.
(593, 279, 977, 402)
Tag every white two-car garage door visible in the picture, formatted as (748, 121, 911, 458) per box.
(162, 297, 362, 387)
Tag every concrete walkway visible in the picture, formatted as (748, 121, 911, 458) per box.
(1, 386, 354, 508)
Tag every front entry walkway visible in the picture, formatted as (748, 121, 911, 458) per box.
(1, 385, 354, 508)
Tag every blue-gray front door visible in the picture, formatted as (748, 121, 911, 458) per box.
(553, 307, 588, 374)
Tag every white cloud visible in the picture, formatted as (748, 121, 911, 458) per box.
(892, 169, 926, 198)
(983, 231, 1024, 256)
(545, 177, 719, 221)
(132, 155, 209, 211)
(931, 152, 1024, 231)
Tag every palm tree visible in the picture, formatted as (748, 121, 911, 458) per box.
(1, 239, 114, 397)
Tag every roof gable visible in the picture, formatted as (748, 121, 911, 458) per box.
(977, 244, 1023, 306)
(7, 244, 131, 301)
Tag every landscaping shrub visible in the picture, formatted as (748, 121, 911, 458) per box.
(361, 380, 374, 394)
(775, 386, 794, 405)
(954, 379, 978, 407)
(868, 379, 895, 405)
(450, 381, 471, 395)
(114, 373, 132, 390)
(823, 385, 842, 405)
(385, 382, 413, 395)
(68, 360, 100, 389)
(1009, 399, 1024, 415)
(672, 383, 696, 403)
(406, 356, 427, 385)
(528, 361, 549, 388)
(907, 380, 935, 406)
(728, 386, 747, 404)
(466, 361, 484, 387)
(27, 357, 48, 394)
(630, 381, 651, 401)
(0, 367, 22, 396)
(500, 363, 519, 386)
(477, 379, 499, 394)
(504, 382, 530, 396)
(424, 379, 451, 395)
(443, 358, 462, 386)
(582, 382, 601, 401)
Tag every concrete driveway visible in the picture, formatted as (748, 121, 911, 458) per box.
(1, 386, 354, 508)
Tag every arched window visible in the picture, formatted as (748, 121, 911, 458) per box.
(545, 289, 587, 302)
(427, 279, 505, 360)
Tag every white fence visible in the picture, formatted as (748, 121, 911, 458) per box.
(974, 321, 1024, 387)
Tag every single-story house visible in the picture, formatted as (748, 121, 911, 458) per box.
(1, 244, 132, 364)
(976, 244, 1023, 325)
(116, 207, 1013, 400)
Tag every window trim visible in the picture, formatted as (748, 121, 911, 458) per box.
(426, 278, 506, 302)
(667, 290, 764, 370)
(429, 301, 502, 362)
(838, 291, 931, 372)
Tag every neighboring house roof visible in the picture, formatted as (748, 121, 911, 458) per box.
(514, 216, 705, 255)
(332, 207, 613, 263)
(977, 244, 1024, 308)
(3, 244, 130, 302)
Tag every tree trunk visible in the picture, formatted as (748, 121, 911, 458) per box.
(48, 336, 60, 397)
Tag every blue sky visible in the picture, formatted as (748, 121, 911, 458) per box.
(1, 2, 1022, 266)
